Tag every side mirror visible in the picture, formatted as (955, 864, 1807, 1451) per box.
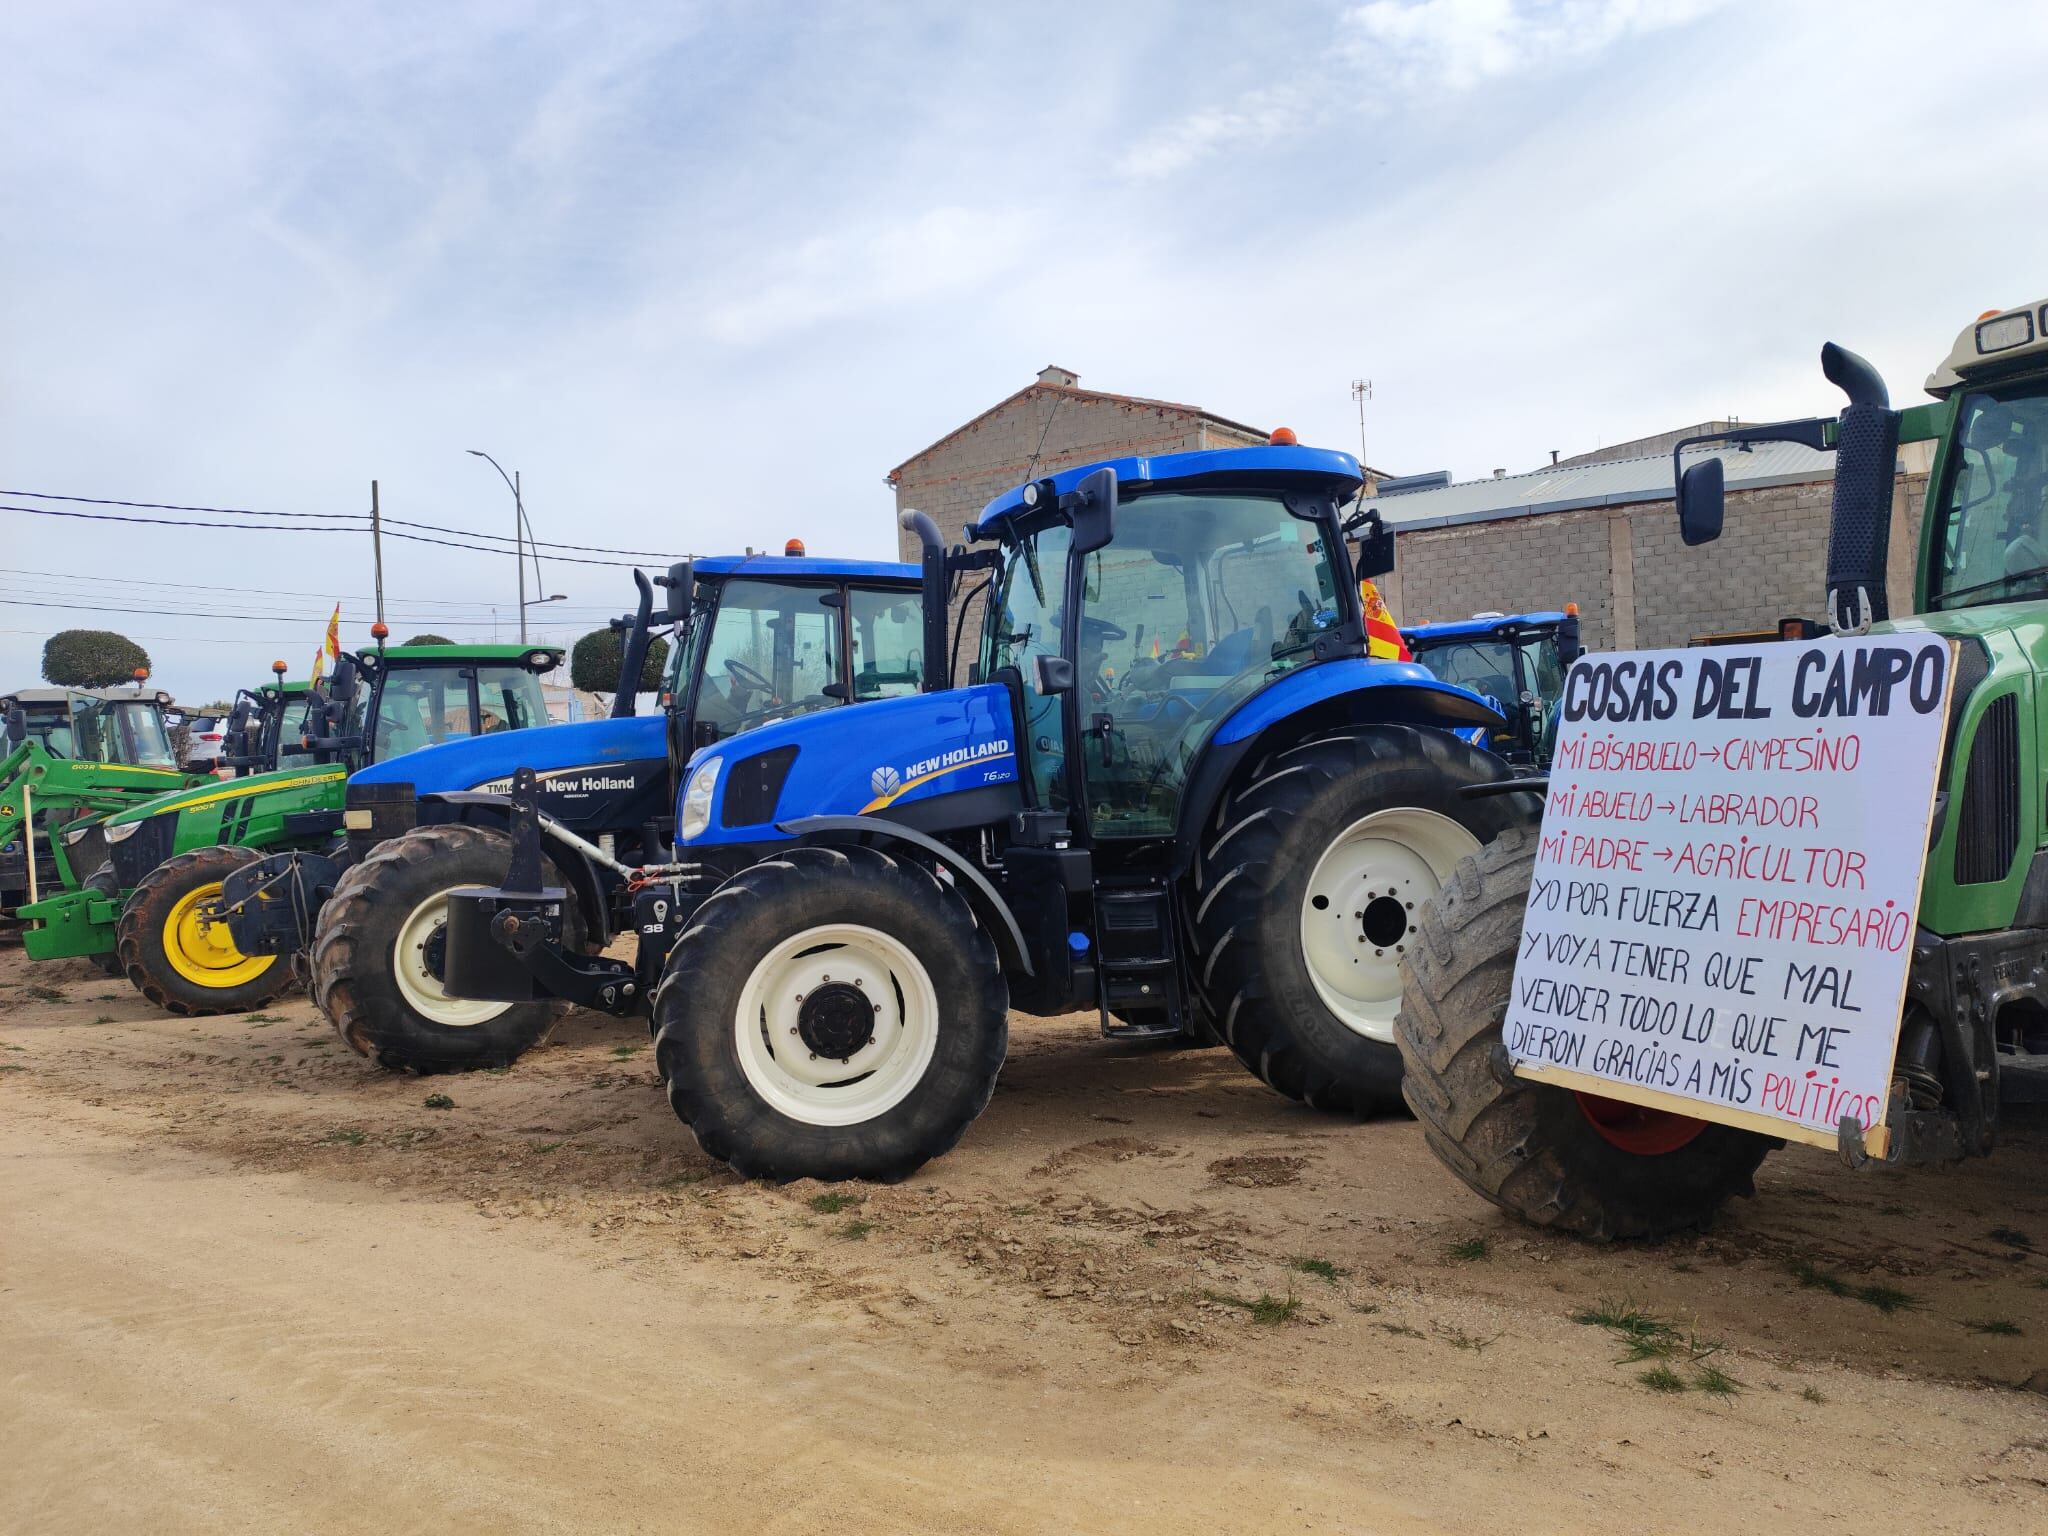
(1677, 459, 1725, 547)
(660, 560, 695, 623)
(1034, 654, 1075, 695)
(1352, 508, 1395, 579)
(1069, 468, 1117, 556)
(5, 705, 24, 746)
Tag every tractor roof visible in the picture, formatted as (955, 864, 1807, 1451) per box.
(969, 443, 1364, 539)
(693, 555, 919, 585)
(375, 643, 563, 665)
(3, 686, 174, 705)
(1406, 612, 1570, 641)
(1926, 298, 2048, 396)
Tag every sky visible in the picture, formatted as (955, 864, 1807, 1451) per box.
(5, 0, 2048, 704)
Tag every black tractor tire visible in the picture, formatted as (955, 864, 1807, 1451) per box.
(654, 844, 1008, 1182)
(1192, 724, 1536, 1115)
(1397, 827, 1777, 1241)
(311, 823, 585, 1074)
(117, 845, 296, 1016)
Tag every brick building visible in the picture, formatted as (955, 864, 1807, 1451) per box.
(887, 366, 1284, 561)
(1370, 426, 1936, 650)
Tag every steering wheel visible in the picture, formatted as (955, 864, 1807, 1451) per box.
(725, 658, 774, 696)
(1078, 616, 1127, 643)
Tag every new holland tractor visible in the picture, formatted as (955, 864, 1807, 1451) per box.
(297, 554, 926, 1074)
(0, 685, 197, 922)
(1403, 608, 1581, 768)
(1397, 298, 2048, 1240)
(429, 439, 1521, 1181)
(17, 638, 563, 1013)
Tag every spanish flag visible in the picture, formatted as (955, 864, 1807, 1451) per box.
(1360, 578, 1411, 662)
(311, 603, 341, 685)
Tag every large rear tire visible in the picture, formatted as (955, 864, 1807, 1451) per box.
(311, 823, 584, 1074)
(654, 844, 1007, 1182)
(1192, 725, 1535, 1115)
(118, 845, 294, 1016)
(1397, 827, 1776, 1241)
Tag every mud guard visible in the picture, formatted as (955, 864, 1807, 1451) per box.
(776, 813, 1034, 978)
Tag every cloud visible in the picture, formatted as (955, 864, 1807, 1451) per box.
(1114, 86, 1313, 181)
(1343, 0, 1730, 90)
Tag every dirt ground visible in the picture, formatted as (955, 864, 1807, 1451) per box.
(2, 947, 2045, 1534)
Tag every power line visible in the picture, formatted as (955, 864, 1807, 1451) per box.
(3, 488, 686, 560)
(0, 566, 603, 610)
(0, 596, 618, 630)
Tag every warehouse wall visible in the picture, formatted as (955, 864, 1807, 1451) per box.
(1385, 471, 1930, 650)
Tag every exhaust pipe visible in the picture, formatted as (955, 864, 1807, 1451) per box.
(1818, 343, 1899, 634)
(898, 510, 951, 692)
(610, 569, 656, 718)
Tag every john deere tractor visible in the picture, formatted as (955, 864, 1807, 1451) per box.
(1, 685, 197, 922)
(1398, 298, 2048, 1239)
(17, 639, 563, 1014)
(429, 439, 1519, 1180)
(297, 555, 926, 1074)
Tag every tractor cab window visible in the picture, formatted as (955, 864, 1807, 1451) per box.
(369, 665, 547, 759)
(275, 693, 319, 766)
(1078, 492, 1340, 837)
(984, 523, 1074, 812)
(1931, 387, 2048, 609)
(1411, 639, 1519, 710)
(69, 696, 177, 768)
(849, 589, 922, 701)
(691, 578, 841, 735)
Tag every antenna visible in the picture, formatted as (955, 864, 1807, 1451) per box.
(1350, 378, 1372, 470)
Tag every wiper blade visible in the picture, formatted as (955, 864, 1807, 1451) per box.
(1936, 563, 2048, 605)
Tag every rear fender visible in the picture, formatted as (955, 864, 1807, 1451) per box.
(1175, 660, 1508, 872)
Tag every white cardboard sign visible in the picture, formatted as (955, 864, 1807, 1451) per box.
(1504, 634, 1956, 1156)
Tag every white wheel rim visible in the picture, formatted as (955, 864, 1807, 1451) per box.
(391, 890, 513, 1028)
(732, 923, 939, 1127)
(1298, 808, 1480, 1044)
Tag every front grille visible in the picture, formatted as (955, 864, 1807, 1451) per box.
(722, 746, 799, 828)
(109, 812, 177, 888)
(1954, 692, 2020, 886)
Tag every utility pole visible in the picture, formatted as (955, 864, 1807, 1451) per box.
(1350, 379, 1372, 476)
(370, 479, 386, 630)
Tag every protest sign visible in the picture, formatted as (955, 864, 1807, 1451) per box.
(1503, 634, 1955, 1156)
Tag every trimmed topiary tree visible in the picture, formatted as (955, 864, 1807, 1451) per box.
(42, 629, 152, 689)
(402, 633, 454, 646)
(571, 626, 670, 697)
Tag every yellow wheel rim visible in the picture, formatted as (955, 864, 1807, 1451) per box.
(163, 881, 275, 989)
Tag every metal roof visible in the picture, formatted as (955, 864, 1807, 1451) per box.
(1368, 440, 1834, 533)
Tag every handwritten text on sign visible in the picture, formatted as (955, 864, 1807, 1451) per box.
(1504, 635, 1954, 1152)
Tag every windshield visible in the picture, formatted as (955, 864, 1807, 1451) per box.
(689, 578, 841, 735)
(1929, 387, 2048, 610)
(273, 691, 320, 767)
(849, 588, 922, 701)
(70, 696, 178, 768)
(1081, 491, 1339, 836)
(370, 664, 548, 760)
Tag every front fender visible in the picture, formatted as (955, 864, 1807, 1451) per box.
(1213, 659, 1504, 745)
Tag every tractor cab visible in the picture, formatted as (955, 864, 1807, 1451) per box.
(217, 664, 320, 778)
(3, 686, 180, 770)
(1402, 608, 1581, 767)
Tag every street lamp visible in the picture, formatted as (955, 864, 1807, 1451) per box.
(467, 449, 555, 644)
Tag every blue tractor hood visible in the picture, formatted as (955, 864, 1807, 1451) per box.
(352, 714, 669, 795)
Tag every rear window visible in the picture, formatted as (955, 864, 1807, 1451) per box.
(191, 716, 218, 731)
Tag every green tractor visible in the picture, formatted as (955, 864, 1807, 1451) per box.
(17, 638, 562, 1015)
(1, 685, 199, 924)
(1397, 298, 2048, 1239)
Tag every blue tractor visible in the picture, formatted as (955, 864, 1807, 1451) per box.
(437, 440, 1531, 1180)
(1402, 608, 1582, 768)
(255, 554, 925, 1074)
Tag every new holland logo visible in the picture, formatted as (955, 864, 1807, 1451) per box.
(869, 764, 902, 796)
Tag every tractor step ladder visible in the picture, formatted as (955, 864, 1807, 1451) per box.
(1093, 879, 1186, 1040)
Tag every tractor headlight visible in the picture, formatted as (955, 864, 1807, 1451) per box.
(102, 820, 144, 844)
(63, 823, 98, 846)
(678, 756, 722, 841)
